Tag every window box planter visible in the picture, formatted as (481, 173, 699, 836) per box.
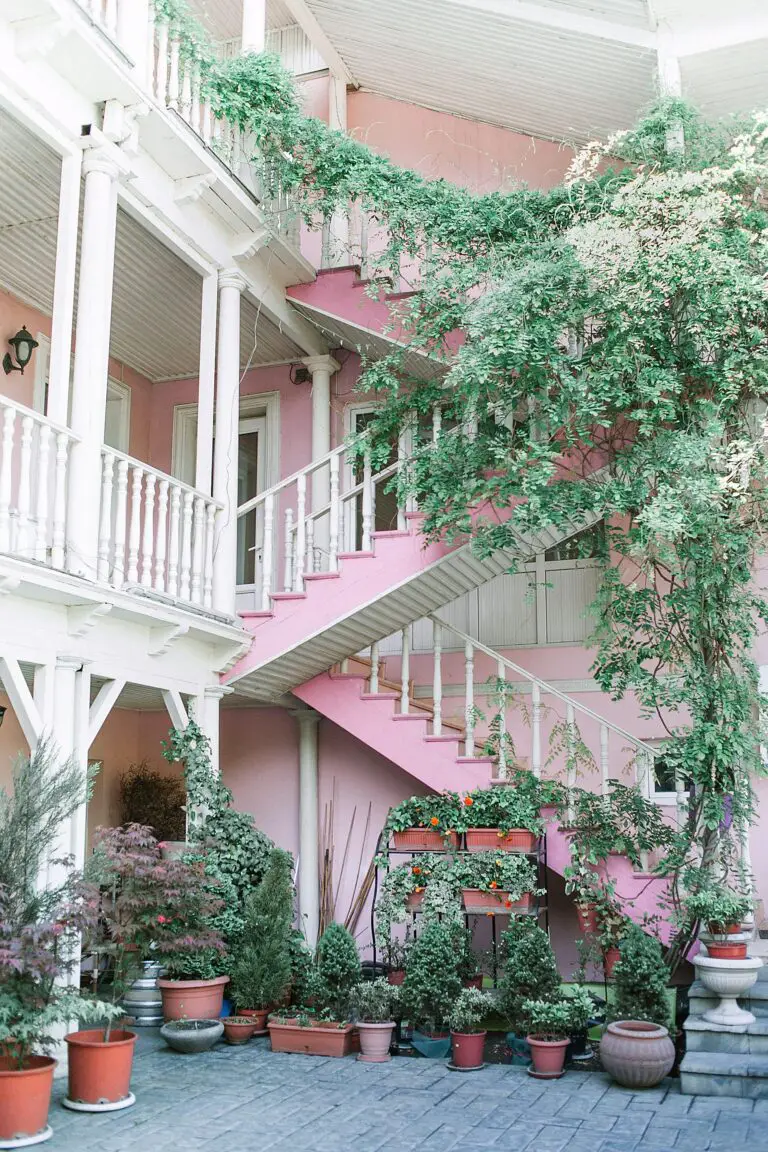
(465, 829, 535, 853)
(462, 889, 532, 914)
(0, 1055, 56, 1146)
(158, 975, 229, 1021)
(267, 1020, 355, 1058)
(392, 829, 459, 851)
(63, 1030, 137, 1113)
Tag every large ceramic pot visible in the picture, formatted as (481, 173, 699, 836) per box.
(465, 829, 535, 852)
(694, 956, 762, 1026)
(526, 1036, 568, 1079)
(600, 1021, 675, 1089)
(450, 1030, 486, 1070)
(158, 975, 229, 1021)
(122, 961, 163, 1026)
(357, 1022, 395, 1063)
(63, 1030, 137, 1112)
(160, 1019, 224, 1054)
(0, 1055, 56, 1146)
(392, 829, 460, 851)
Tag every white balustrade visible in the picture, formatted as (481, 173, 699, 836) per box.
(370, 640, 380, 694)
(464, 640, 476, 758)
(76, 0, 120, 37)
(0, 398, 77, 570)
(400, 627, 410, 715)
(98, 448, 220, 609)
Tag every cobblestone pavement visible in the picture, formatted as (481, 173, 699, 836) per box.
(45, 1032, 768, 1152)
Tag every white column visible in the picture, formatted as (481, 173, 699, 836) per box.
(194, 685, 233, 777)
(304, 355, 340, 544)
(212, 269, 245, 614)
(47, 153, 82, 425)
(327, 72, 349, 266)
(296, 709, 320, 948)
(117, 0, 151, 82)
(67, 149, 120, 580)
(47, 656, 91, 888)
(196, 272, 218, 495)
(241, 0, 267, 54)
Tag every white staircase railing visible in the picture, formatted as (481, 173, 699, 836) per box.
(76, 0, 120, 38)
(0, 397, 77, 570)
(98, 448, 220, 610)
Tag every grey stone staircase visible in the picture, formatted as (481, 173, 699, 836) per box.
(681, 946, 768, 1097)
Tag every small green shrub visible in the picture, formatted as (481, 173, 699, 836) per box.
(612, 925, 670, 1027)
(314, 923, 361, 1021)
(448, 987, 493, 1035)
(350, 978, 398, 1023)
(402, 921, 463, 1033)
(498, 919, 559, 1033)
(230, 848, 294, 1011)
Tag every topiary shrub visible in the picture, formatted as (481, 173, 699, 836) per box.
(498, 918, 560, 1034)
(314, 923, 361, 1021)
(402, 921, 463, 1035)
(119, 761, 186, 842)
(230, 848, 294, 1012)
(611, 924, 670, 1027)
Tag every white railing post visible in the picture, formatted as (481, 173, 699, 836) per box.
(675, 771, 687, 831)
(566, 702, 576, 824)
(167, 484, 181, 598)
(191, 495, 205, 604)
(370, 640, 380, 694)
(203, 502, 216, 609)
(261, 492, 275, 611)
(0, 406, 14, 553)
(154, 479, 169, 592)
(432, 619, 443, 737)
(432, 404, 442, 443)
(52, 432, 70, 570)
(362, 450, 373, 550)
(155, 20, 169, 102)
(16, 415, 33, 557)
(283, 507, 294, 592)
(97, 451, 115, 581)
(637, 751, 652, 871)
(600, 724, 610, 797)
(397, 430, 407, 530)
(305, 516, 315, 574)
(140, 472, 156, 587)
(179, 489, 194, 601)
(33, 425, 52, 563)
(294, 474, 307, 592)
(127, 466, 143, 584)
(464, 640, 475, 758)
(111, 457, 129, 587)
(399, 627, 410, 715)
(497, 659, 508, 780)
(531, 680, 542, 779)
(329, 454, 340, 572)
(168, 35, 181, 110)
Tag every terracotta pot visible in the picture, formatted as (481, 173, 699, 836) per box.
(603, 946, 621, 979)
(451, 1030, 486, 1069)
(599, 1021, 675, 1089)
(267, 1020, 355, 1058)
(357, 1021, 395, 1063)
(707, 941, 747, 960)
(462, 888, 532, 913)
(576, 903, 598, 934)
(526, 1036, 569, 1079)
(64, 1030, 136, 1109)
(222, 1017, 258, 1045)
(465, 829, 536, 853)
(463, 974, 483, 991)
(708, 921, 741, 936)
(387, 969, 406, 986)
(238, 1008, 270, 1033)
(392, 829, 460, 851)
(158, 975, 229, 1021)
(0, 1055, 56, 1144)
(406, 890, 424, 911)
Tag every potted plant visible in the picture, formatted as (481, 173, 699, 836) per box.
(268, 923, 361, 1057)
(222, 1017, 258, 1045)
(402, 921, 463, 1057)
(524, 987, 594, 1079)
(685, 887, 753, 958)
(599, 925, 676, 1088)
(448, 987, 492, 1069)
(498, 919, 560, 1056)
(382, 794, 461, 851)
(382, 936, 411, 985)
(457, 787, 543, 852)
(230, 848, 294, 1032)
(594, 890, 629, 978)
(350, 979, 399, 1062)
(454, 851, 539, 913)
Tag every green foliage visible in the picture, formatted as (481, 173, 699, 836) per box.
(447, 987, 493, 1034)
(314, 923, 361, 1021)
(455, 786, 543, 835)
(455, 851, 540, 902)
(119, 761, 186, 843)
(612, 925, 670, 1028)
(402, 921, 463, 1033)
(382, 793, 461, 839)
(684, 887, 752, 932)
(498, 919, 560, 1033)
(523, 986, 594, 1040)
(350, 978, 398, 1023)
(230, 848, 294, 1011)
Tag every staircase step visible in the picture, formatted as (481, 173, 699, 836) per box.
(270, 592, 308, 602)
(685, 1017, 768, 1056)
(680, 1050, 768, 1097)
(371, 530, 411, 539)
(304, 572, 342, 583)
(689, 978, 768, 1017)
(239, 610, 274, 620)
(360, 691, 400, 701)
(457, 755, 495, 766)
(335, 551, 375, 560)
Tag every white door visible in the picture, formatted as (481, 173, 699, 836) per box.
(236, 415, 266, 596)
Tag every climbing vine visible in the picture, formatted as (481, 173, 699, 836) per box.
(154, 0, 768, 969)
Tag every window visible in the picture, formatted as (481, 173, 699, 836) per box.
(545, 522, 606, 563)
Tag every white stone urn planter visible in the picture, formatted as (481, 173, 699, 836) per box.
(694, 955, 762, 1025)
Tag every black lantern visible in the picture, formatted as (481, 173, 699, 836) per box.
(3, 327, 39, 375)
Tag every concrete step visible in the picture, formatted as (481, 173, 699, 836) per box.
(680, 1050, 768, 1098)
(689, 978, 768, 1017)
(685, 1016, 768, 1055)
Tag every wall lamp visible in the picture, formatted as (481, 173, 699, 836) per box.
(3, 327, 39, 376)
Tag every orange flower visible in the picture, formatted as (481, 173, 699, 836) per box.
(505, 899, 513, 908)
(489, 881, 498, 889)
(415, 885, 424, 893)
(464, 796, 474, 807)
(430, 817, 439, 826)
(497, 830, 504, 838)
(412, 866, 421, 875)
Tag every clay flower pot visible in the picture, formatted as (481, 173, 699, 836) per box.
(0, 1055, 56, 1145)
(603, 946, 621, 979)
(63, 1030, 137, 1112)
(238, 1008, 270, 1034)
(600, 1021, 675, 1089)
(526, 1036, 569, 1079)
(576, 903, 598, 934)
(406, 890, 424, 911)
(387, 969, 406, 986)
(463, 974, 483, 991)
(357, 1021, 395, 1062)
(462, 889, 532, 913)
(450, 1030, 486, 1070)
(158, 975, 229, 1021)
(392, 829, 460, 851)
(222, 1017, 258, 1045)
(465, 829, 536, 852)
(694, 956, 762, 1026)
(707, 941, 747, 960)
(267, 1020, 355, 1057)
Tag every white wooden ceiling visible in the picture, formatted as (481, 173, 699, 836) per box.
(190, 0, 296, 45)
(0, 110, 303, 383)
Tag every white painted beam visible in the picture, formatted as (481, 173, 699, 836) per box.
(88, 678, 126, 746)
(162, 689, 189, 731)
(444, 0, 656, 47)
(674, 19, 768, 59)
(280, 0, 357, 84)
(0, 656, 42, 748)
